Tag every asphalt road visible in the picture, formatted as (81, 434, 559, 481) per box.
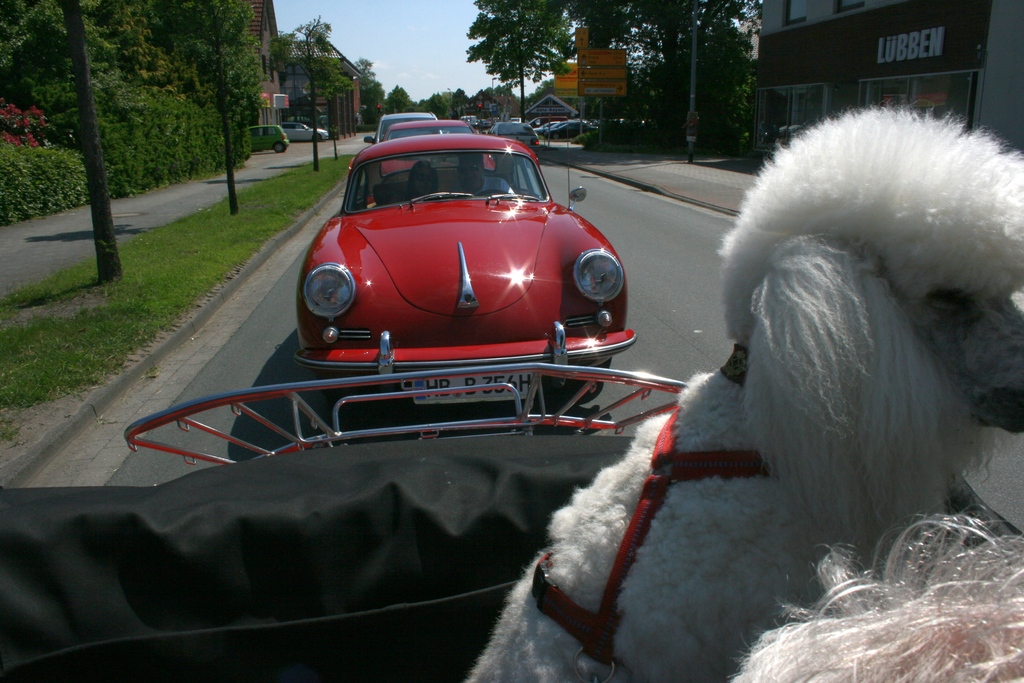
(21, 148, 1024, 532)
(28, 165, 733, 486)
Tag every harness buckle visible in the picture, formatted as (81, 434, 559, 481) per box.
(574, 647, 616, 683)
(532, 553, 553, 609)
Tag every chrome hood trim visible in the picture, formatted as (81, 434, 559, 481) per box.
(457, 242, 479, 309)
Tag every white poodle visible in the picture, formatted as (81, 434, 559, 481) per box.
(733, 514, 1024, 683)
(466, 109, 1024, 682)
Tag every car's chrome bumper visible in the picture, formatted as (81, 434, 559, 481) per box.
(294, 328, 637, 375)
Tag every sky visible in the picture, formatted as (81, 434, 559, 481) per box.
(273, 0, 503, 103)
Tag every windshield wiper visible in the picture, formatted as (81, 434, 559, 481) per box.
(483, 192, 542, 202)
(409, 192, 474, 204)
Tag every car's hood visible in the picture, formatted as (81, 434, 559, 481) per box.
(351, 201, 549, 315)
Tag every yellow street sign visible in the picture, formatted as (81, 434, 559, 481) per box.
(575, 27, 589, 48)
(579, 66, 626, 81)
(577, 49, 626, 67)
(555, 62, 578, 98)
(578, 80, 627, 97)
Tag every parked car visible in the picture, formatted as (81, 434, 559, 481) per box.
(533, 121, 561, 136)
(281, 121, 329, 141)
(488, 121, 540, 147)
(248, 125, 289, 153)
(529, 116, 567, 129)
(543, 120, 597, 140)
(365, 112, 437, 143)
(383, 119, 476, 140)
(295, 133, 635, 386)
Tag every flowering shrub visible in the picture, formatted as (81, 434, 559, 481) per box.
(0, 99, 47, 147)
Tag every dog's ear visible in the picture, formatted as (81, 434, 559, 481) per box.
(743, 236, 997, 541)
(744, 236, 873, 442)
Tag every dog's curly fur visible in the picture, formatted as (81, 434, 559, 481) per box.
(467, 109, 1024, 682)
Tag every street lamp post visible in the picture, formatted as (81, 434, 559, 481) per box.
(688, 0, 698, 163)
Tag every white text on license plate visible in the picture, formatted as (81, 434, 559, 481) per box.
(402, 373, 533, 403)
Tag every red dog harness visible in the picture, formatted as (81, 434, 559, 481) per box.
(532, 408, 768, 667)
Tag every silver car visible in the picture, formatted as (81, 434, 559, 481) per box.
(488, 122, 540, 147)
(281, 121, 329, 141)
(365, 112, 438, 144)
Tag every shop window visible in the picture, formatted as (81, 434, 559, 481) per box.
(861, 72, 975, 123)
(755, 84, 827, 150)
(787, 0, 806, 24)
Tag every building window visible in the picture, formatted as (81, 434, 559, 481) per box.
(837, 0, 864, 11)
(861, 72, 975, 123)
(787, 0, 806, 24)
(755, 84, 827, 150)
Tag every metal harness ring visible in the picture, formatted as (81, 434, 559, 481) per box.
(573, 647, 616, 683)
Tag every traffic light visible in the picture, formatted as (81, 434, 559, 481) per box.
(376, 103, 381, 112)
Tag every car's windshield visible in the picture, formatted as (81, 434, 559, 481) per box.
(345, 150, 549, 211)
(385, 125, 472, 140)
(378, 116, 435, 140)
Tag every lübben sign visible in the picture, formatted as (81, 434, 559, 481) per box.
(877, 26, 944, 64)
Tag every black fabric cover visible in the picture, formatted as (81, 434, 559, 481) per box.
(0, 435, 631, 682)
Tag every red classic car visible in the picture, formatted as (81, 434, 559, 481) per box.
(294, 134, 635, 397)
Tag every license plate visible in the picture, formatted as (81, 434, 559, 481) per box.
(401, 373, 533, 403)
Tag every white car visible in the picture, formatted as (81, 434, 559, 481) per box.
(365, 112, 438, 144)
(281, 121, 329, 142)
(488, 122, 540, 147)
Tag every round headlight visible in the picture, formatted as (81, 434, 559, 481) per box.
(574, 250, 624, 303)
(303, 263, 356, 318)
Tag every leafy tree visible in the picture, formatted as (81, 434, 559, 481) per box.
(384, 85, 413, 114)
(156, 0, 262, 215)
(57, 0, 121, 283)
(526, 78, 555, 111)
(450, 88, 469, 119)
(467, 0, 572, 120)
(272, 17, 352, 172)
(560, 0, 759, 152)
(422, 92, 452, 119)
(355, 57, 385, 125)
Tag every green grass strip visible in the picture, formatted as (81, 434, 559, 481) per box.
(0, 155, 351, 415)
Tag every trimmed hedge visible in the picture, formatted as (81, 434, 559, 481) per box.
(0, 90, 254, 225)
(99, 91, 238, 198)
(0, 144, 88, 226)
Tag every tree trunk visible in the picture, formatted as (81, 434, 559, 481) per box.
(60, 0, 122, 284)
(310, 87, 320, 172)
(215, 40, 239, 215)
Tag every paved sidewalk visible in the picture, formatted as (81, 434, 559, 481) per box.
(2, 140, 765, 487)
(539, 144, 762, 215)
(0, 138, 364, 296)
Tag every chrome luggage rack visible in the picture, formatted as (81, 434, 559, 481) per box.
(125, 363, 687, 465)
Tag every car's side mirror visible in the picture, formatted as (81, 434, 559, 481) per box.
(364, 136, 375, 144)
(568, 187, 587, 212)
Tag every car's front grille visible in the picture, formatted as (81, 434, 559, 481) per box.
(337, 329, 372, 340)
(565, 314, 597, 328)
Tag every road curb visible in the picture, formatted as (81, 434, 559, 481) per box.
(537, 148, 740, 217)
(1, 179, 346, 488)
(565, 162, 740, 217)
